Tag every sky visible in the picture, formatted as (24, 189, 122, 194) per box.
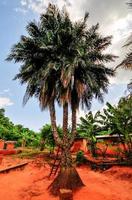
(0, 0, 132, 131)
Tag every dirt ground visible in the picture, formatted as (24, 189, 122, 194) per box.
(0, 156, 132, 200)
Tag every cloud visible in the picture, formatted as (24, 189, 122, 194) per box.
(21, 0, 27, 6)
(14, 7, 27, 14)
(110, 69, 132, 84)
(0, 97, 14, 108)
(77, 109, 87, 122)
(0, 89, 10, 95)
(3, 89, 10, 93)
(0, 89, 13, 97)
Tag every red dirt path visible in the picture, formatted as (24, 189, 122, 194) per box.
(0, 157, 131, 200)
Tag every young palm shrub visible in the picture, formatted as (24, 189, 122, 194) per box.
(7, 4, 116, 195)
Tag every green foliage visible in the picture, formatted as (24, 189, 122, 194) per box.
(40, 124, 54, 150)
(40, 124, 62, 150)
(0, 108, 40, 147)
(0, 108, 17, 141)
(76, 151, 86, 165)
(102, 97, 132, 156)
(78, 96, 132, 158)
(101, 97, 132, 137)
(78, 111, 102, 156)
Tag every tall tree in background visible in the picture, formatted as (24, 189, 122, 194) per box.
(78, 111, 101, 157)
(99, 97, 132, 156)
(115, 2, 132, 94)
(116, 37, 132, 70)
(116, 1, 132, 70)
(7, 4, 116, 195)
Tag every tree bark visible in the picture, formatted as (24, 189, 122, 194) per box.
(61, 102, 72, 168)
(61, 146, 72, 168)
(63, 103, 68, 144)
(70, 105, 77, 146)
(49, 101, 62, 147)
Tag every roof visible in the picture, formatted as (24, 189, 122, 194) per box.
(5, 141, 17, 144)
(96, 134, 132, 140)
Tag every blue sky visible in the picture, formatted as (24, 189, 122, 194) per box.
(0, 0, 131, 131)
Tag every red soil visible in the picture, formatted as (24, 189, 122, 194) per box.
(0, 156, 131, 200)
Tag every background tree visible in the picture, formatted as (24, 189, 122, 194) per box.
(116, 1, 132, 70)
(78, 111, 101, 157)
(99, 97, 132, 157)
(0, 108, 16, 141)
(127, 1, 132, 8)
(116, 1, 132, 93)
(40, 124, 62, 151)
(7, 4, 116, 195)
(0, 108, 39, 147)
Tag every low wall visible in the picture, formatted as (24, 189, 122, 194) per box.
(0, 140, 5, 149)
(0, 149, 18, 155)
(71, 139, 87, 153)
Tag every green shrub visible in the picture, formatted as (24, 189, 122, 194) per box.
(76, 151, 86, 165)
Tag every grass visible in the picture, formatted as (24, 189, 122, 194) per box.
(13, 147, 49, 159)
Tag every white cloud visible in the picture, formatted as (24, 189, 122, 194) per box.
(0, 97, 14, 108)
(21, 0, 27, 6)
(0, 89, 11, 95)
(110, 69, 132, 84)
(3, 89, 10, 93)
(110, 14, 131, 44)
(14, 7, 27, 14)
(77, 109, 86, 122)
(19, 0, 86, 18)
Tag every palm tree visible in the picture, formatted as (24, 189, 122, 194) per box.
(127, 1, 132, 9)
(116, 38, 132, 70)
(7, 4, 116, 195)
(115, 2, 132, 94)
(116, 2, 132, 70)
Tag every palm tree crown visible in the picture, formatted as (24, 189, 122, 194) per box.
(7, 4, 116, 111)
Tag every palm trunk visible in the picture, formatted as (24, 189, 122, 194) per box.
(49, 101, 62, 147)
(63, 102, 68, 144)
(61, 105, 77, 168)
(61, 146, 72, 168)
(70, 105, 77, 146)
(49, 103, 84, 195)
(61, 102, 72, 167)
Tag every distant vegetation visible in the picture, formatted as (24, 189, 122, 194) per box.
(78, 95, 132, 158)
(0, 108, 40, 147)
(0, 95, 131, 157)
(0, 108, 62, 150)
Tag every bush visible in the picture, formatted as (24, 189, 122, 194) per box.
(76, 151, 86, 165)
